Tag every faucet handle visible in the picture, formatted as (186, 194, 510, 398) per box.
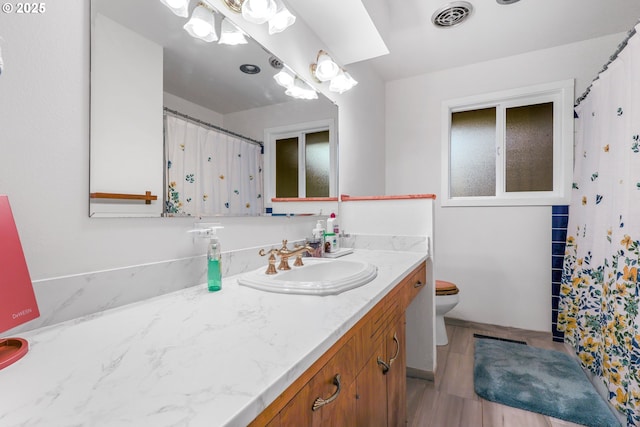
(258, 248, 279, 275)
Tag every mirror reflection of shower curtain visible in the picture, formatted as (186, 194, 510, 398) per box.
(558, 22, 640, 425)
(165, 115, 263, 216)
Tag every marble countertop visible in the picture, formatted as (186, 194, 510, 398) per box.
(0, 249, 426, 427)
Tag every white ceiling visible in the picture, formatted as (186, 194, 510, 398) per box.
(94, 0, 305, 114)
(94, 0, 640, 115)
(291, 0, 640, 82)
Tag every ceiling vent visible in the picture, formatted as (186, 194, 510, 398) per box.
(431, 1, 474, 28)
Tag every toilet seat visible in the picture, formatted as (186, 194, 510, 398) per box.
(436, 280, 459, 296)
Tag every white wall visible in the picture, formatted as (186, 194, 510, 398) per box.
(385, 33, 628, 331)
(90, 14, 164, 217)
(0, 1, 385, 289)
(163, 92, 224, 126)
(223, 98, 336, 142)
(337, 60, 386, 196)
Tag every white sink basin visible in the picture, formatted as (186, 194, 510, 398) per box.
(238, 258, 378, 296)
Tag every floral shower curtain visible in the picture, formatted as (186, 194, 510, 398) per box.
(165, 114, 263, 216)
(558, 23, 640, 425)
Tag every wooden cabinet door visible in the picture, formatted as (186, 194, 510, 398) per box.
(280, 372, 357, 427)
(280, 336, 357, 427)
(386, 314, 407, 427)
(356, 334, 387, 427)
(264, 413, 281, 427)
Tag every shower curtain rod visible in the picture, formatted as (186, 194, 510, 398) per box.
(163, 107, 264, 147)
(575, 20, 639, 107)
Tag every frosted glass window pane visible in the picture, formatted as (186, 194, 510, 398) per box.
(305, 131, 330, 197)
(275, 137, 298, 197)
(450, 108, 496, 197)
(505, 102, 553, 192)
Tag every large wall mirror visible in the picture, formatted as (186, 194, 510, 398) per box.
(89, 0, 338, 218)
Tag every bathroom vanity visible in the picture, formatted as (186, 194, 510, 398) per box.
(250, 261, 426, 426)
(0, 249, 427, 426)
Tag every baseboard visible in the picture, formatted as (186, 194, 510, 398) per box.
(406, 367, 434, 381)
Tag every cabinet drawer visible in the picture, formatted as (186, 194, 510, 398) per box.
(403, 263, 426, 308)
(357, 286, 403, 370)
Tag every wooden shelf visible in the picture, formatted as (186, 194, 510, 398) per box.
(90, 191, 158, 204)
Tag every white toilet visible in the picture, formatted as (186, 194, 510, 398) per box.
(435, 280, 460, 346)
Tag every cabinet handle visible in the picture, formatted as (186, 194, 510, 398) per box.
(389, 333, 400, 367)
(377, 356, 390, 375)
(414, 280, 424, 288)
(312, 374, 342, 411)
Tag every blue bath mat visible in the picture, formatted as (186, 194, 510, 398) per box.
(474, 338, 621, 427)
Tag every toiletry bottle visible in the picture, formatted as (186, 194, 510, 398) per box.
(310, 220, 325, 257)
(327, 213, 340, 251)
(324, 231, 335, 253)
(207, 228, 222, 292)
(313, 220, 324, 240)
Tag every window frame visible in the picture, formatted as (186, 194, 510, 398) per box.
(264, 119, 337, 204)
(441, 79, 574, 207)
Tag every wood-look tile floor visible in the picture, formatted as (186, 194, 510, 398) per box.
(406, 318, 587, 427)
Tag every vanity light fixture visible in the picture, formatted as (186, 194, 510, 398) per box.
(312, 50, 340, 82)
(285, 77, 318, 100)
(184, 2, 218, 42)
(222, 0, 296, 34)
(310, 50, 358, 94)
(329, 69, 358, 94)
(268, 0, 296, 34)
(160, 0, 190, 17)
(241, 0, 277, 24)
(273, 66, 295, 89)
(222, 0, 243, 13)
(219, 17, 248, 45)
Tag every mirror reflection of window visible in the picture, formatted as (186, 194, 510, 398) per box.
(275, 130, 330, 198)
(275, 137, 299, 197)
(305, 130, 330, 197)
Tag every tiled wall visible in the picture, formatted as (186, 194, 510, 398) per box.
(551, 205, 569, 342)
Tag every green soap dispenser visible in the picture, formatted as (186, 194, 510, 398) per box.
(190, 223, 224, 292)
(207, 228, 222, 292)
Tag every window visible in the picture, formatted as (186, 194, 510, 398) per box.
(265, 119, 337, 202)
(441, 80, 574, 206)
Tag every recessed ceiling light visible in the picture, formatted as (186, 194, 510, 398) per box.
(496, 0, 521, 4)
(240, 64, 261, 74)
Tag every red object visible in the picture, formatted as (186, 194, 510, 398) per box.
(340, 193, 437, 201)
(0, 195, 39, 369)
(0, 338, 29, 370)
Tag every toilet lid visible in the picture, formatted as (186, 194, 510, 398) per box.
(436, 280, 459, 296)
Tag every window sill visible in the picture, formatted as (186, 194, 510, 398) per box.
(441, 194, 570, 207)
